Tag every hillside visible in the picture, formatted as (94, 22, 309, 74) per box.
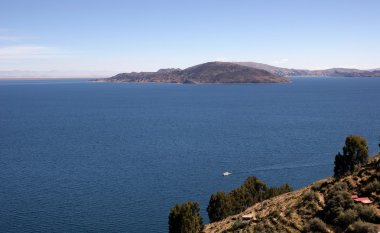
(96, 62, 290, 84)
(235, 62, 380, 77)
(205, 155, 380, 233)
(234, 62, 310, 77)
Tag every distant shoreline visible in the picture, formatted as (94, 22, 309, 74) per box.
(1, 76, 378, 82)
(0, 77, 96, 81)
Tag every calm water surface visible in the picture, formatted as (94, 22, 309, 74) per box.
(1, 78, 379, 232)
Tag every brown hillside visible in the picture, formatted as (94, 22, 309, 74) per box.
(97, 62, 290, 84)
(205, 155, 380, 233)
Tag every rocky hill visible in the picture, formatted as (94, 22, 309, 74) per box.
(235, 62, 380, 77)
(96, 62, 290, 84)
(205, 155, 380, 233)
(234, 62, 310, 77)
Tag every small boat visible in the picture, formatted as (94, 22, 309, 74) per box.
(223, 171, 232, 176)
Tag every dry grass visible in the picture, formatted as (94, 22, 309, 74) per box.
(204, 155, 380, 233)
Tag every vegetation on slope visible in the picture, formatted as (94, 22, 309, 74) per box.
(204, 135, 380, 233)
(168, 177, 292, 233)
(207, 177, 292, 222)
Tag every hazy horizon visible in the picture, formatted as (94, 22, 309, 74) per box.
(0, 60, 379, 79)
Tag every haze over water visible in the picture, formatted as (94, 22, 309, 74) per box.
(1, 77, 379, 232)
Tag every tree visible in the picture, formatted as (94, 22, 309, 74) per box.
(168, 201, 203, 233)
(334, 152, 349, 178)
(241, 176, 268, 199)
(343, 135, 368, 165)
(207, 176, 292, 222)
(334, 135, 368, 177)
(207, 192, 231, 222)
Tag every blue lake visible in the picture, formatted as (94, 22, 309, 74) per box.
(0, 78, 379, 232)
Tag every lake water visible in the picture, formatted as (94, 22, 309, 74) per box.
(1, 78, 379, 232)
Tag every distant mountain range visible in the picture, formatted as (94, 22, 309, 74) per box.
(234, 62, 380, 77)
(98, 62, 290, 84)
(0, 70, 114, 79)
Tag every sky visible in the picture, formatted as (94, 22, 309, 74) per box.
(1, 0, 380, 73)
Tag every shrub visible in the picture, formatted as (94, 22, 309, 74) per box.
(226, 220, 248, 232)
(302, 190, 319, 203)
(354, 204, 379, 223)
(168, 201, 203, 233)
(254, 222, 268, 233)
(330, 182, 348, 192)
(334, 209, 358, 228)
(270, 209, 280, 218)
(363, 179, 380, 195)
(298, 190, 321, 216)
(311, 183, 322, 191)
(347, 221, 378, 233)
(324, 190, 354, 221)
(303, 218, 328, 233)
(376, 196, 380, 205)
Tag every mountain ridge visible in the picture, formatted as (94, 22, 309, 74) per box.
(234, 62, 380, 77)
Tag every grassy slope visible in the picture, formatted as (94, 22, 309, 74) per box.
(205, 155, 380, 233)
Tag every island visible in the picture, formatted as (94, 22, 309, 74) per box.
(95, 62, 291, 84)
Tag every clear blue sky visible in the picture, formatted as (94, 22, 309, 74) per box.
(1, 0, 380, 72)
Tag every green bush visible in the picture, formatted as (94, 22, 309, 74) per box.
(254, 222, 268, 233)
(298, 190, 321, 216)
(363, 179, 380, 195)
(330, 182, 348, 192)
(270, 209, 280, 218)
(354, 204, 379, 223)
(303, 218, 329, 233)
(226, 220, 248, 232)
(334, 209, 358, 228)
(347, 221, 378, 233)
(376, 196, 380, 206)
(302, 190, 319, 203)
(168, 201, 203, 233)
(324, 190, 354, 221)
